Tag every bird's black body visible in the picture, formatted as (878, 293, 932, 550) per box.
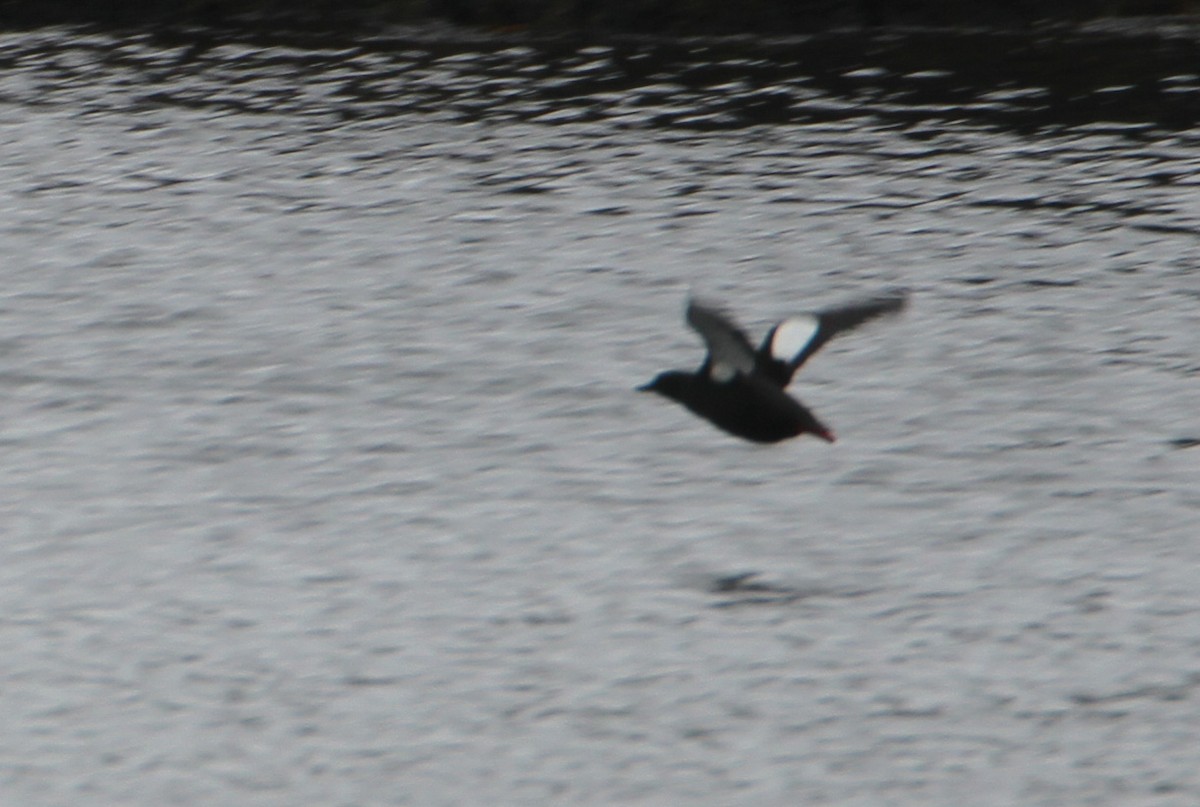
(642, 370, 829, 443)
(640, 292, 907, 444)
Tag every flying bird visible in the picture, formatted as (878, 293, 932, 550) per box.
(639, 291, 907, 443)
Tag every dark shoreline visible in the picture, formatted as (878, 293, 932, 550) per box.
(1, 0, 1197, 35)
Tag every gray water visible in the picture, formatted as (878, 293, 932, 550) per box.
(2, 25, 1199, 806)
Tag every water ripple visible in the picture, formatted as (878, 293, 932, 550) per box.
(2, 28, 1200, 133)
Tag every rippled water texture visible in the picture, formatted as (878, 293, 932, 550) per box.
(1, 24, 1199, 806)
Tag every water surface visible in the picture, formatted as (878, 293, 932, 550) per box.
(1, 24, 1199, 806)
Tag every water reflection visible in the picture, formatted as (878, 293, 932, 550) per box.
(3, 26, 1199, 133)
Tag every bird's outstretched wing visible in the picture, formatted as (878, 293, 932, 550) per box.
(756, 291, 908, 387)
(686, 299, 756, 383)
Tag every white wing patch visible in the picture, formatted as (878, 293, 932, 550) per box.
(709, 361, 737, 383)
(770, 315, 820, 363)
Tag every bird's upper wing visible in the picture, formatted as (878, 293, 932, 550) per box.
(686, 299, 757, 383)
(756, 291, 908, 387)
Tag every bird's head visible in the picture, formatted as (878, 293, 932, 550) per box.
(637, 371, 688, 401)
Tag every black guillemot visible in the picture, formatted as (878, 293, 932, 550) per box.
(639, 291, 907, 443)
